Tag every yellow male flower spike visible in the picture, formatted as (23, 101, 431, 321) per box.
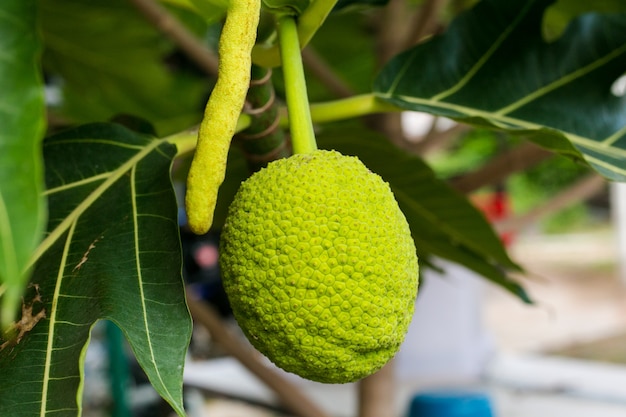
(185, 0, 260, 234)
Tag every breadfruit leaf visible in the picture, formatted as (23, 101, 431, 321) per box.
(0, 123, 190, 417)
(374, 0, 626, 181)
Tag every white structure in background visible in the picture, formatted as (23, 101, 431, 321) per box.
(611, 182, 626, 285)
(395, 259, 494, 382)
(402, 111, 456, 141)
(610, 75, 626, 283)
(395, 112, 494, 383)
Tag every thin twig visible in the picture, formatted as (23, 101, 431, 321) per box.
(129, 0, 219, 76)
(403, 0, 448, 48)
(186, 294, 331, 417)
(450, 141, 553, 194)
(377, 0, 411, 65)
(368, 0, 409, 149)
(302, 46, 355, 98)
(411, 122, 469, 155)
(495, 174, 606, 234)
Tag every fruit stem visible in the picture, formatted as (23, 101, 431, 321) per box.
(278, 93, 404, 127)
(238, 65, 291, 172)
(278, 15, 317, 155)
(167, 93, 403, 156)
(252, 0, 339, 68)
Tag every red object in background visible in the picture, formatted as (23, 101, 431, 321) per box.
(194, 244, 219, 268)
(471, 186, 513, 246)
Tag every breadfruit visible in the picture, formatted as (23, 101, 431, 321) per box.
(220, 149, 419, 383)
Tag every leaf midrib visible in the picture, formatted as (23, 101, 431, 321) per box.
(431, 1, 536, 101)
(378, 92, 626, 163)
(40, 218, 77, 417)
(28, 138, 164, 271)
(129, 164, 177, 407)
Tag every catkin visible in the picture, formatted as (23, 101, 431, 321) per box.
(185, 0, 260, 234)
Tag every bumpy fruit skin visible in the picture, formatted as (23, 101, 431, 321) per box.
(220, 150, 418, 383)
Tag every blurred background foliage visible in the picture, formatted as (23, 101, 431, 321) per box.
(427, 128, 597, 233)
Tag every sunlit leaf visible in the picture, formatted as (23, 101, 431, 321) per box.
(374, 0, 626, 181)
(0, 123, 191, 417)
(0, 1, 46, 328)
(41, 0, 208, 135)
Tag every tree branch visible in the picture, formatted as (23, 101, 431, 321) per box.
(450, 141, 553, 194)
(302, 46, 355, 98)
(411, 122, 469, 155)
(403, 0, 448, 48)
(377, 0, 412, 65)
(186, 294, 331, 417)
(129, 0, 219, 76)
(495, 174, 606, 234)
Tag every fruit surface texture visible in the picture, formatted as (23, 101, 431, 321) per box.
(220, 150, 419, 383)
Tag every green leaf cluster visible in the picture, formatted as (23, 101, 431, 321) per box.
(374, 0, 626, 180)
(41, 0, 210, 135)
(0, 124, 191, 416)
(1, 0, 625, 414)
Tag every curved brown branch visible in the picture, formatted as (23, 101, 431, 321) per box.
(411, 122, 469, 155)
(450, 141, 553, 194)
(377, 0, 412, 65)
(495, 174, 606, 234)
(129, 0, 219, 76)
(302, 46, 355, 98)
(186, 294, 331, 417)
(403, 0, 448, 48)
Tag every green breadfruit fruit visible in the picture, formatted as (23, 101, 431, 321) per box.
(219, 149, 419, 383)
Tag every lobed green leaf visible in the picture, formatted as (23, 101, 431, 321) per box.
(374, 0, 626, 181)
(0, 123, 191, 417)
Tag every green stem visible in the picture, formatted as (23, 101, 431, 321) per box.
(298, 0, 338, 47)
(166, 94, 402, 156)
(310, 94, 403, 124)
(252, 0, 338, 67)
(278, 93, 404, 127)
(278, 15, 317, 154)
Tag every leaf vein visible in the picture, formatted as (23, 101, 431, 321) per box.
(29, 139, 163, 268)
(40, 219, 78, 417)
(602, 123, 626, 146)
(495, 42, 626, 115)
(43, 173, 111, 196)
(584, 154, 626, 176)
(130, 164, 175, 403)
(384, 93, 626, 159)
(430, 0, 535, 101)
